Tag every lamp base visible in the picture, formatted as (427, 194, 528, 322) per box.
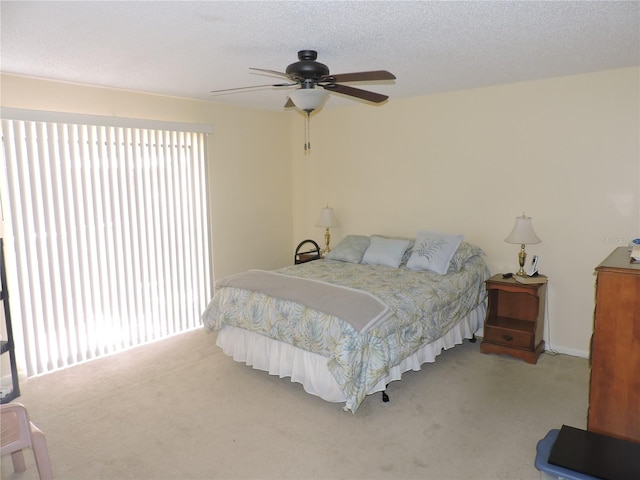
(516, 244, 527, 276)
(323, 228, 331, 256)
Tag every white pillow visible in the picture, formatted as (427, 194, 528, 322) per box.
(361, 236, 411, 268)
(407, 230, 464, 274)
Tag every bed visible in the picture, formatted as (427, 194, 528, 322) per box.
(201, 232, 490, 413)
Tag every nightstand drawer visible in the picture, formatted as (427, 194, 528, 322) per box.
(483, 325, 532, 349)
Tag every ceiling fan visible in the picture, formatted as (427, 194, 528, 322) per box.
(211, 50, 396, 151)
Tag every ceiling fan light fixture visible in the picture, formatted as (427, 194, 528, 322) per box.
(289, 88, 329, 112)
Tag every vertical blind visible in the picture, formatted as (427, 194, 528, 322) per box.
(0, 118, 211, 377)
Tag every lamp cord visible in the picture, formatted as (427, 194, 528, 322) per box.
(544, 287, 559, 356)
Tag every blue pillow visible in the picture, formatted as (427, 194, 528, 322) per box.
(407, 230, 464, 274)
(326, 235, 371, 263)
(361, 236, 411, 268)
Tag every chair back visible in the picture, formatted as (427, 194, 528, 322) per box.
(1, 403, 33, 454)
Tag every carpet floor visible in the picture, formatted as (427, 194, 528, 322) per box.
(1, 328, 589, 479)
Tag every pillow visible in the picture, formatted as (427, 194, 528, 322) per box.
(373, 235, 416, 265)
(407, 230, 464, 274)
(326, 235, 371, 263)
(448, 241, 485, 272)
(361, 236, 411, 268)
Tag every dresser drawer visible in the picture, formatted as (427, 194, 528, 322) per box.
(484, 325, 532, 349)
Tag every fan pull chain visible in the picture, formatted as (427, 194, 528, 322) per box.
(304, 111, 311, 153)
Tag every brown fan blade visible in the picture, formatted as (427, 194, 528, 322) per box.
(321, 70, 396, 83)
(210, 83, 295, 95)
(322, 84, 389, 103)
(284, 98, 295, 108)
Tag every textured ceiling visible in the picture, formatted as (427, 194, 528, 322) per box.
(1, 1, 639, 111)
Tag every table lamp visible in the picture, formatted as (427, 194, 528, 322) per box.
(505, 213, 541, 276)
(315, 206, 339, 255)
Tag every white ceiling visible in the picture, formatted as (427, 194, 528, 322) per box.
(1, 1, 639, 111)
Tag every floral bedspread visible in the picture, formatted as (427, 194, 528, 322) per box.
(201, 256, 489, 412)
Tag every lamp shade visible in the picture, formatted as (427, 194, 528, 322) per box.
(289, 88, 329, 112)
(315, 207, 339, 228)
(505, 214, 541, 245)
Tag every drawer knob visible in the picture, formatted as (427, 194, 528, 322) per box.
(502, 334, 513, 342)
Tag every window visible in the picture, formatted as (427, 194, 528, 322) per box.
(0, 113, 212, 376)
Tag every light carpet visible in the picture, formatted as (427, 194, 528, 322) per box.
(1, 328, 589, 479)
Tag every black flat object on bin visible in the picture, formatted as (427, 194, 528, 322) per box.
(548, 425, 640, 480)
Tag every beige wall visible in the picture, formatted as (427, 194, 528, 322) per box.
(292, 67, 640, 356)
(0, 74, 293, 285)
(2, 67, 638, 357)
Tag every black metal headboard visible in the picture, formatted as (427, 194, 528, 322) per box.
(294, 239, 321, 264)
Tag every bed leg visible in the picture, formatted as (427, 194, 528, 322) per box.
(468, 334, 477, 343)
(382, 385, 390, 403)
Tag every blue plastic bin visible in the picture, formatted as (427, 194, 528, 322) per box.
(535, 429, 597, 480)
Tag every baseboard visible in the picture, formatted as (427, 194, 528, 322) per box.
(547, 345, 589, 359)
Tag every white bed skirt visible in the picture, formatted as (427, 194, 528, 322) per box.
(216, 302, 486, 405)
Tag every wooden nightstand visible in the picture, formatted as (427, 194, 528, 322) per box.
(480, 274, 547, 364)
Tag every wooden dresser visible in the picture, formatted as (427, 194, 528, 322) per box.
(588, 247, 640, 443)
